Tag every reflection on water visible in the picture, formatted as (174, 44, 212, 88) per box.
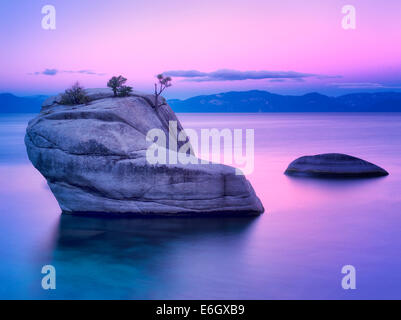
(1, 113, 401, 299)
(50, 215, 257, 299)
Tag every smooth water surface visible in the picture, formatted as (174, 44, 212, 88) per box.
(0, 113, 401, 299)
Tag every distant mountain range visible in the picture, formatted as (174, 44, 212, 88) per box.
(2, 90, 401, 113)
(0, 93, 48, 113)
(168, 90, 401, 112)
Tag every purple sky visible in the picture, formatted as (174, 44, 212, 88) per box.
(1, 0, 401, 98)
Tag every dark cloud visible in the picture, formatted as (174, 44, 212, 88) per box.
(42, 68, 58, 76)
(29, 69, 105, 76)
(163, 69, 323, 82)
(164, 70, 207, 78)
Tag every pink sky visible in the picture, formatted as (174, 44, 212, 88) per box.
(1, 0, 401, 98)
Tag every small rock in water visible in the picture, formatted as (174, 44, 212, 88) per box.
(285, 153, 389, 178)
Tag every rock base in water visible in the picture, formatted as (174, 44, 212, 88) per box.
(285, 153, 389, 178)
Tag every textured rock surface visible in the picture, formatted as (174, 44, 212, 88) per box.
(25, 89, 264, 216)
(285, 153, 389, 178)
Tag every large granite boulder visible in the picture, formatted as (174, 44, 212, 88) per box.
(285, 153, 389, 178)
(25, 88, 264, 216)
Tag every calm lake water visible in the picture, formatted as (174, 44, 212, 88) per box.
(1, 112, 401, 299)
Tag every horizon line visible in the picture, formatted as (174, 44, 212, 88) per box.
(2, 88, 401, 101)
